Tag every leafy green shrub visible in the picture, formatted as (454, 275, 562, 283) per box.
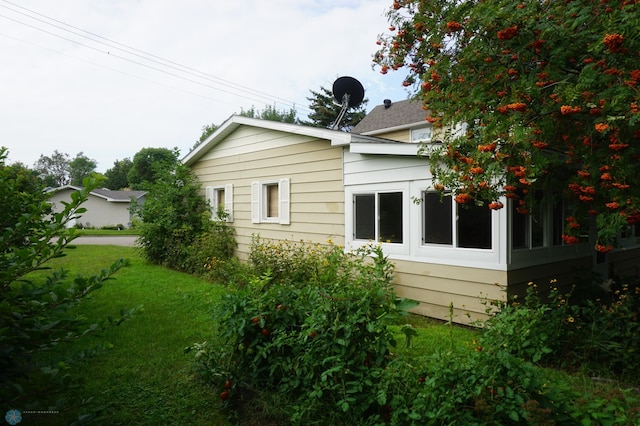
(560, 282, 640, 380)
(0, 150, 135, 407)
(184, 208, 240, 283)
(248, 236, 394, 286)
(479, 282, 565, 364)
(477, 278, 640, 382)
(134, 161, 209, 271)
(189, 240, 416, 424)
(378, 349, 565, 425)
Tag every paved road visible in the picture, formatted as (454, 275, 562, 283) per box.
(70, 235, 138, 246)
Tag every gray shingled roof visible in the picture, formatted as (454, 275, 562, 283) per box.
(352, 99, 427, 134)
(91, 188, 146, 201)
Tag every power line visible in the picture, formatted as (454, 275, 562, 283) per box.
(0, 30, 243, 109)
(0, 0, 312, 114)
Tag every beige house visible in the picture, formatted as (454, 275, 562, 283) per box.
(184, 101, 640, 324)
(48, 186, 146, 229)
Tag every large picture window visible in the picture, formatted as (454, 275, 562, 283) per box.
(422, 191, 492, 249)
(354, 191, 403, 243)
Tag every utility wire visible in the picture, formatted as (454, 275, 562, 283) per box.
(0, 30, 243, 108)
(0, 0, 312, 114)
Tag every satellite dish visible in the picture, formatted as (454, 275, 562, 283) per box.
(330, 76, 365, 130)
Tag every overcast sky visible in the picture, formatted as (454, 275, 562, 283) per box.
(0, 0, 412, 172)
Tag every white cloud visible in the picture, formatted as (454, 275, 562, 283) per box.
(0, 0, 412, 171)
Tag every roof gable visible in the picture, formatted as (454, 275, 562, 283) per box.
(352, 99, 428, 135)
(181, 115, 397, 165)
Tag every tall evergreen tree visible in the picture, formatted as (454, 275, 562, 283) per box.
(300, 86, 367, 131)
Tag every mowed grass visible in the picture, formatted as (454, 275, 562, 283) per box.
(24, 245, 481, 425)
(25, 245, 228, 425)
(76, 229, 138, 236)
(21, 245, 639, 425)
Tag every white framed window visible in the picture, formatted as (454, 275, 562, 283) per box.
(422, 191, 493, 249)
(205, 184, 233, 222)
(410, 181, 501, 266)
(511, 192, 545, 250)
(354, 191, 404, 243)
(251, 178, 290, 225)
(345, 183, 409, 256)
(410, 126, 432, 143)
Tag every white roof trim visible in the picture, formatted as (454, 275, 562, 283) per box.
(349, 141, 422, 156)
(358, 121, 428, 136)
(182, 115, 355, 166)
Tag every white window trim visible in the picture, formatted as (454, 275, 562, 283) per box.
(205, 184, 234, 222)
(345, 182, 409, 256)
(410, 180, 503, 266)
(251, 178, 290, 225)
(410, 126, 433, 143)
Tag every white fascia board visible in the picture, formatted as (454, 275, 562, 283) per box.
(349, 141, 421, 156)
(359, 122, 426, 136)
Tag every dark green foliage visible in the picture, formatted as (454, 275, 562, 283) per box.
(134, 162, 210, 270)
(68, 152, 98, 186)
(298, 86, 368, 131)
(189, 240, 418, 424)
(184, 209, 240, 284)
(104, 158, 133, 190)
(0, 147, 134, 406)
(127, 147, 178, 190)
(480, 280, 640, 383)
(188, 236, 640, 424)
(239, 104, 298, 124)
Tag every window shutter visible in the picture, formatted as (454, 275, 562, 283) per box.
(278, 178, 290, 225)
(224, 184, 234, 222)
(205, 186, 214, 219)
(251, 181, 260, 224)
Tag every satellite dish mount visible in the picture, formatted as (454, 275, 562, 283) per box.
(330, 76, 364, 130)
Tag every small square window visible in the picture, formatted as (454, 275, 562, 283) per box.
(251, 179, 290, 225)
(411, 127, 432, 142)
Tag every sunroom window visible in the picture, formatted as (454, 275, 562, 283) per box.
(354, 192, 403, 243)
(422, 191, 492, 249)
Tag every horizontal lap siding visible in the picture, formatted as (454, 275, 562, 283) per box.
(506, 257, 592, 297)
(608, 247, 640, 279)
(344, 151, 429, 186)
(191, 127, 345, 260)
(392, 258, 507, 325)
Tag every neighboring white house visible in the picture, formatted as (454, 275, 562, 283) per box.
(47, 186, 146, 229)
(183, 102, 640, 324)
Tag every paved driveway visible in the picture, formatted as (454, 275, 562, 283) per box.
(71, 236, 138, 247)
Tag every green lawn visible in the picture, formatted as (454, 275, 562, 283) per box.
(26, 245, 635, 425)
(76, 229, 139, 236)
(25, 246, 228, 425)
(22, 245, 481, 425)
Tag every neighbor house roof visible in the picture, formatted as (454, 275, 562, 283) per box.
(48, 186, 146, 202)
(181, 115, 418, 165)
(91, 188, 147, 202)
(352, 99, 428, 135)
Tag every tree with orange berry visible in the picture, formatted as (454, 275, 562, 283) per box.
(374, 0, 640, 251)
